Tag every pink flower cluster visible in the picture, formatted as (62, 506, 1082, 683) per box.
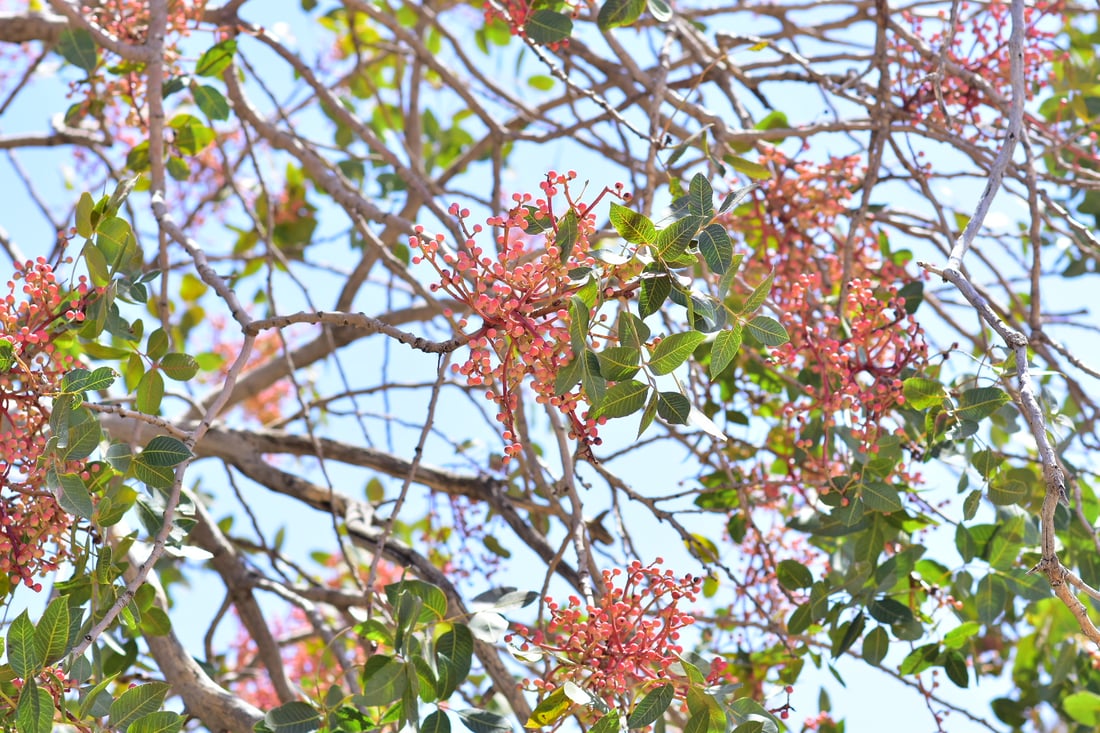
(410, 172, 626, 464)
(0, 258, 90, 589)
(727, 150, 928, 495)
(507, 559, 702, 702)
(890, 0, 1062, 137)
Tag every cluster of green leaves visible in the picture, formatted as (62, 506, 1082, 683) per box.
(553, 173, 789, 436)
(258, 582, 537, 733)
(524, 655, 782, 733)
(0, 186, 212, 730)
(524, 0, 672, 46)
(125, 40, 231, 178)
(0, 596, 179, 733)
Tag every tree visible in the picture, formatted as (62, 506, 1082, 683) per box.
(0, 0, 1098, 730)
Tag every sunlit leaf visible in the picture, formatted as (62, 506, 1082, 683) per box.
(610, 203, 657, 244)
(195, 39, 238, 77)
(57, 28, 99, 73)
(649, 331, 706, 375)
(627, 683, 674, 728)
(598, 0, 646, 29)
(525, 10, 572, 44)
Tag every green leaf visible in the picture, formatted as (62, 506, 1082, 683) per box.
(627, 683, 674, 728)
(898, 280, 924, 314)
(97, 216, 135, 267)
(139, 607, 173, 637)
(697, 223, 733, 274)
(943, 650, 969, 688)
(709, 324, 742, 377)
(597, 346, 641, 381)
(524, 10, 573, 45)
(556, 209, 580, 263)
(1064, 691, 1100, 726)
(975, 574, 1008, 624)
(435, 624, 473, 699)
(58, 406, 101, 461)
(787, 603, 813, 635)
(168, 114, 215, 156)
(988, 473, 1028, 506)
(526, 687, 573, 728)
(554, 350, 585, 395)
(159, 353, 200, 381)
(9, 611, 40, 678)
(34, 597, 71, 666)
(655, 216, 703, 260)
(956, 387, 1009, 422)
(56, 472, 95, 519)
(610, 203, 657, 244)
(528, 74, 555, 91)
(195, 39, 238, 77)
(639, 265, 671, 319)
(568, 295, 590, 353)
(597, 0, 646, 28)
(580, 351, 606, 408)
(776, 559, 813, 590)
(455, 709, 512, 733)
(718, 183, 758, 214)
(358, 656, 407, 707)
(656, 391, 691, 424)
(869, 597, 913, 626)
(649, 331, 706, 375)
(741, 270, 774, 314)
(263, 701, 321, 733)
(109, 682, 170, 729)
(133, 458, 176, 490)
(744, 315, 788, 346)
(637, 392, 658, 437)
(15, 681, 53, 733)
(902, 378, 945, 409)
(423, 710, 452, 733)
(617, 311, 650, 351)
(127, 142, 151, 172)
(943, 621, 981, 649)
(899, 643, 939, 675)
(831, 611, 865, 658)
(590, 711, 621, 733)
(193, 84, 230, 121)
(136, 369, 165, 414)
(167, 156, 190, 181)
(590, 380, 647, 422)
(607, 201, 655, 244)
(75, 191, 95, 238)
(385, 579, 448, 622)
(127, 711, 184, 733)
(0, 339, 13, 372)
(57, 28, 99, 73)
(724, 155, 771, 180)
(84, 366, 118, 392)
(687, 173, 714, 218)
(147, 328, 169, 362)
(141, 436, 192, 467)
(862, 626, 889, 665)
(860, 481, 903, 513)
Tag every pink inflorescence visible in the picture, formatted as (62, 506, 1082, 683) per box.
(0, 258, 91, 590)
(507, 559, 702, 703)
(410, 171, 627, 464)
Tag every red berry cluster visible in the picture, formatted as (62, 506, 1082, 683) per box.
(890, 0, 1061, 138)
(507, 559, 702, 703)
(410, 172, 627, 464)
(726, 151, 928, 495)
(0, 258, 90, 590)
